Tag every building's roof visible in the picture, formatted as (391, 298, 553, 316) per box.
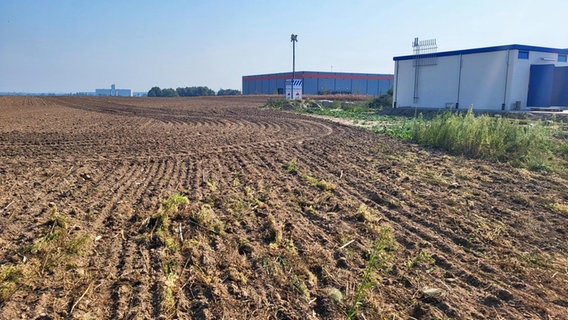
(393, 44, 568, 61)
(243, 71, 393, 81)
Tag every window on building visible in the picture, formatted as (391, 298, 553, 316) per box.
(518, 51, 529, 59)
(559, 54, 567, 62)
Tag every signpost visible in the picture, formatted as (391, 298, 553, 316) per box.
(290, 34, 298, 100)
(285, 79, 302, 100)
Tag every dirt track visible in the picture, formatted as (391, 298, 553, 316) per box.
(0, 96, 567, 319)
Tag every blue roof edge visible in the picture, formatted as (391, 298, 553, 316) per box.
(393, 44, 568, 61)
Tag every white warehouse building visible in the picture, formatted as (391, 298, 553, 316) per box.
(95, 84, 133, 97)
(393, 44, 568, 111)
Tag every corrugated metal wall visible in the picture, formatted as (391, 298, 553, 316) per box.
(552, 67, 568, 106)
(242, 72, 393, 96)
(528, 65, 568, 107)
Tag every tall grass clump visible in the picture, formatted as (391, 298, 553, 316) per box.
(147, 193, 189, 251)
(411, 108, 555, 170)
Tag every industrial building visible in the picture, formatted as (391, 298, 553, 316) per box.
(393, 44, 568, 111)
(95, 84, 133, 97)
(242, 71, 394, 96)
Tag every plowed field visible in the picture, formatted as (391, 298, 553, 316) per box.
(0, 96, 566, 319)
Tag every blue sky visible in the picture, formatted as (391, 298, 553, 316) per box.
(1, 0, 566, 93)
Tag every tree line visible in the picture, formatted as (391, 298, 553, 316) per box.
(147, 86, 241, 97)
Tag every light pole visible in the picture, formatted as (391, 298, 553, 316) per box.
(290, 34, 298, 99)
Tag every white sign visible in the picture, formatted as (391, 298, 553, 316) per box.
(285, 79, 302, 100)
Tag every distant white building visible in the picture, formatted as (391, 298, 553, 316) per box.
(393, 44, 568, 111)
(95, 84, 132, 97)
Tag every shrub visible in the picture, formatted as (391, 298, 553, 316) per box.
(367, 94, 392, 109)
(262, 98, 287, 109)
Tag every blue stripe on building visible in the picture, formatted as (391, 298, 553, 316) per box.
(394, 44, 568, 61)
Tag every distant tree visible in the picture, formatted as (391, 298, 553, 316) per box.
(217, 88, 241, 96)
(175, 86, 215, 97)
(150, 86, 216, 97)
(176, 87, 187, 96)
(196, 86, 215, 96)
(148, 86, 162, 97)
(160, 88, 178, 97)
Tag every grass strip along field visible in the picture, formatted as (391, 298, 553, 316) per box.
(268, 97, 568, 175)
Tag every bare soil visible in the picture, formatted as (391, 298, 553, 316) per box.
(0, 96, 566, 320)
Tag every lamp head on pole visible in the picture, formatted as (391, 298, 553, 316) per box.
(291, 34, 298, 42)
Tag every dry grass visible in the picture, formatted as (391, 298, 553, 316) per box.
(549, 202, 568, 217)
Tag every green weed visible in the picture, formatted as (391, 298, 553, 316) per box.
(347, 226, 396, 319)
(407, 249, 435, 269)
(160, 193, 189, 214)
(148, 194, 190, 318)
(49, 209, 67, 229)
(520, 252, 551, 268)
(290, 274, 309, 298)
(284, 158, 336, 191)
(152, 193, 189, 251)
(31, 228, 63, 254)
(25, 209, 92, 274)
(548, 202, 568, 217)
(356, 204, 374, 222)
(327, 287, 344, 303)
(0, 265, 24, 303)
(65, 234, 91, 256)
(303, 174, 336, 192)
(226, 196, 250, 217)
(162, 260, 178, 317)
(192, 204, 214, 226)
(205, 178, 217, 191)
(283, 159, 299, 174)
(231, 171, 242, 187)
